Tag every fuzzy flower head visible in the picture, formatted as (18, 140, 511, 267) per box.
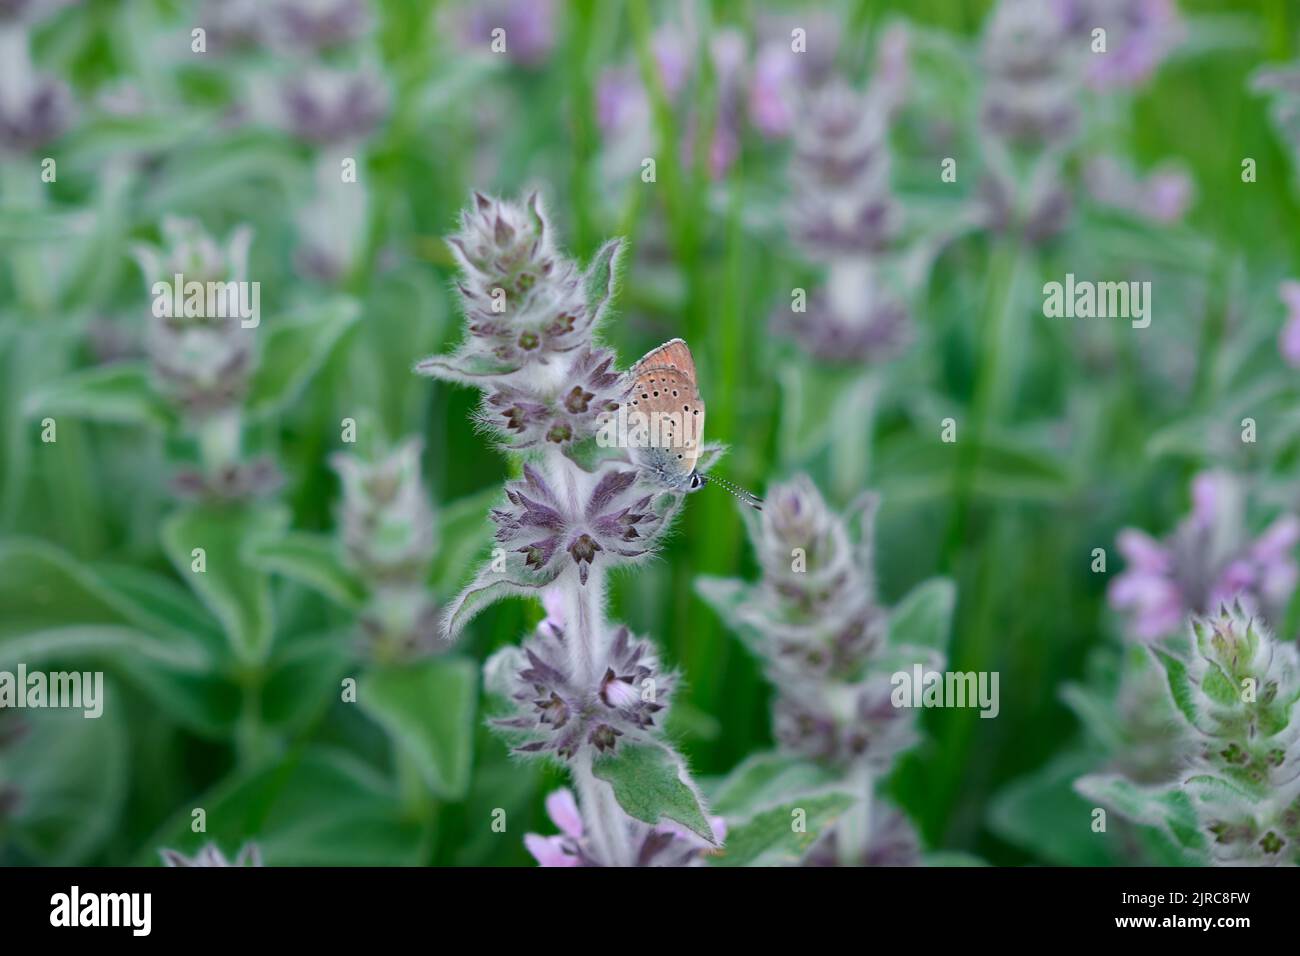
(332, 439, 438, 661)
(419, 193, 621, 389)
(331, 439, 436, 586)
(739, 476, 886, 682)
(524, 788, 723, 867)
(1157, 606, 1300, 864)
(490, 463, 667, 587)
(1178, 607, 1300, 791)
(776, 262, 912, 365)
(804, 799, 921, 867)
(481, 346, 624, 450)
(262, 0, 372, 53)
(1109, 471, 1300, 641)
(159, 842, 263, 867)
(790, 80, 900, 258)
(774, 676, 919, 770)
(488, 618, 675, 762)
(135, 219, 258, 421)
(461, 0, 556, 69)
(276, 64, 388, 145)
(0, 30, 73, 154)
(1054, 0, 1182, 90)
(980, 0, 1079, 149)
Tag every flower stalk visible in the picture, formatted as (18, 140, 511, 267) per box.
(418, 191, 718, 866)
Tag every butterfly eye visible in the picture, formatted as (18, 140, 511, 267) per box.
(689, 474, 703, 490)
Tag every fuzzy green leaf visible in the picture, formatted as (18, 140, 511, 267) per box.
(1153, 648, 1201, 729)
(711, 791, 854, 867)
(161, 503, 289, 664)
(888, 577, 956, 651)
(23, 362, 175, 429)
(359, 656, 478, 800)
(706, 751, 839, 819)
(593, 741, 715, 844)
(244, 298, 360, 419)
(249, 532, 366, 609)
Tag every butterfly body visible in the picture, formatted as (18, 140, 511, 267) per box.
(625, 339, 762, 509)
(626, 338, 707, 493)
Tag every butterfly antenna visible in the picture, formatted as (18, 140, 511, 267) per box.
(704, 474, 764, 511)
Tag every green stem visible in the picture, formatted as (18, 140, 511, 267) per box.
(943, 241, 1022, 569)
(234, 669, 268, 768)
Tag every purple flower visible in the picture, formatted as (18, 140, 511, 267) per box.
(1278, 281, 1300, 369)
(790, 81, 900, 257)
(774, 676, 918, 770)
(482, 348, 624, 449)
(0, 31, 73, 154)
(463, 0, 556, 69)
(980, 0, 1078, 148)
(1084, 155, 1194, 224)
(263, 0, 371, 53)
(331, 439, 436, 584)
(1109, 472, 1300, 640)
(417, 192, 621, 386)
(804, 801, 922, 867)
(492, 620, 675, 761)
(1055, 0, 1182, 91)
(776, 280, 911, 366)
(134, 220, 259, 421)
(276, 65, 388, 145)
(525, 788, 725, 867)
(491, 464, 664, 586)
(159, 843, 263, 867)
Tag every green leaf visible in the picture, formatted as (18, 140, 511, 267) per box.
(988, 751, 1121, 866)
(359, 657, 478, 801)
(22, 362, 174, 429)
(706, 751, 839, 819)
(262, 631, 356, 733)
(136, 748, 427, 866)
(161, 504, 289, 664)
(428, 485, 501, 597)
(111, 657, 242, 738)
(249, 533, 366, 609)
(593, 742, 716, 844)
(583, 237, 623, 320)
(1075, 773, 1205, 856)
(90, 564, 226, 655)
(3, 688, 129, 864)
(711, 792, 855, 867)
(244, 298, 360, 420)
(0, 540, 211, 671)
(441, 554, 561, 639)
(887, 577, 956, 652)
(1199, 662, 1240, 708)
(413, 350, 520, 384)
(1153, 649, 1200, 730)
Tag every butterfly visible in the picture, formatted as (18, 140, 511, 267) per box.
(625, 338, 763, 510)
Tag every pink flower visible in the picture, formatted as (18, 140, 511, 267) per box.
(1109, 472, 1300, 640)
(523, 789, 584, 867)
(1142, 167, 1193, 223)
(524, 788, 725, 867)
(749, 43, 797, 138)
